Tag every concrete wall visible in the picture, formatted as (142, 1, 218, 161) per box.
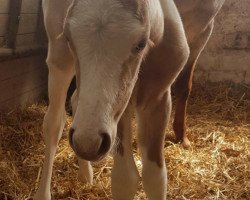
(0, 0, 46, 47)
(196, 0, 250, 84)
(0, 0, 9, 47)
(0, 0, 48, 111)
(17, 0, 42, 46)
(0, 54, 48, 111)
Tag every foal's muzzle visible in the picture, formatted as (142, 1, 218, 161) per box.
(69, 128, 111, 161)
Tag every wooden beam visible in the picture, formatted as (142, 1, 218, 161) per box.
(5, 0, 22, 49)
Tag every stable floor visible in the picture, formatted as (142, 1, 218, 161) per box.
(0, 82, 249, 200)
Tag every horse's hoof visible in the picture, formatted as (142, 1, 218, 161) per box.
(33, 192, 51, 200)
(181, 137, 191, 149)
(78, 168, 93, 184)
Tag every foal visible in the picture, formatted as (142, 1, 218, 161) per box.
(34, 0, 189, 199)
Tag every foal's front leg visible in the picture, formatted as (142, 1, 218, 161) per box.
(111, 105, 140, 200)
(136, 90, 171, 200)
(34, 40, 74, 200)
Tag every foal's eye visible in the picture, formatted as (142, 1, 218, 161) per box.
(134, 39, 147, 53)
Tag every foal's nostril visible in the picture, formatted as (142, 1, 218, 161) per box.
(98, 132, 111, 157)
(68, 129, 111, 161)
(69, 128, 75, 149)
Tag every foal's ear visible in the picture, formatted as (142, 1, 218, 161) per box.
(57, 0, 76, 41)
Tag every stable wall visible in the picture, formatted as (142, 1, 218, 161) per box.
(0, 53, 47, 111)
(0, 0, 48, 111)
(195, 0, 250, 84)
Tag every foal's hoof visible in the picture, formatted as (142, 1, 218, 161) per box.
(175, 137, 191, 149)
(78, 167, 93, 184)
(33, 192, 51, 200)
(181, 137, 191, 149)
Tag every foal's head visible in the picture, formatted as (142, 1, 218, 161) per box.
(66, 0, 156, 161)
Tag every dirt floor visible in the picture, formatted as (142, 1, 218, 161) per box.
(0, 82, 249, 200)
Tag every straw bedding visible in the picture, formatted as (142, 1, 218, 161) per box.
(0, 82, 249, 200)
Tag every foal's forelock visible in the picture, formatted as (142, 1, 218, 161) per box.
(68, 1, 150, 86)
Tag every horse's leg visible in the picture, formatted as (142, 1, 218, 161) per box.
(173, 21, 214, 148)
(34, 39, 74, 200)
(134, 1, 189, 198)
(111, 104, 140, 200)
(71, 90, 93, 184)
(136, 89, 171, 200)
